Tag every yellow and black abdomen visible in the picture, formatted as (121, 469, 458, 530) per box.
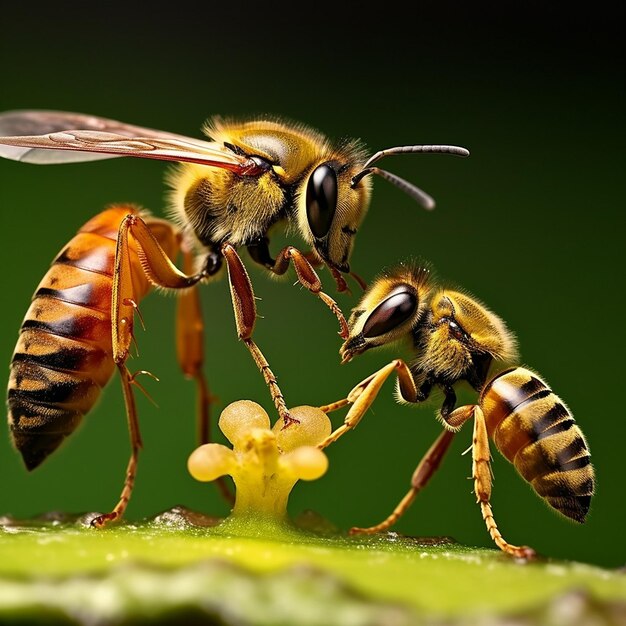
(7, 206, 151, 470)
(481, 367, 594, 523)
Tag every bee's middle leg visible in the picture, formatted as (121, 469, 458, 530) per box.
(221, 243, 295, 427)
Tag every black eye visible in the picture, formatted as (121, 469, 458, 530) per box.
(306, 163, 337, 238)
(363, 290, 417, 338)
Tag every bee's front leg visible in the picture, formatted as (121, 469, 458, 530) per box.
(247, 238, 349, 339)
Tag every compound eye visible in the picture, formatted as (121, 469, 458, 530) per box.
(306, 163, 337, 238)
(363, 289, 417, 338)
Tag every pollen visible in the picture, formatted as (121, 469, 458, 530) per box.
(188, 401, 331, 521)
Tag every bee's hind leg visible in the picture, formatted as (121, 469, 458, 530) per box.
(91, 364, 143, 528)
(176, 248, 234, 504)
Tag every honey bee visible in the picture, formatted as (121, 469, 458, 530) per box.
(0, 110, 469, 525)
(318, 263, 594, 558)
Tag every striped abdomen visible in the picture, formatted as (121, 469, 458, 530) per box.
(481, 367, 594, 523)
(7, 206, 158, 470)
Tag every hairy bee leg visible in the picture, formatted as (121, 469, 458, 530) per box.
(318, 398, 351, 414)
(442, 404, 475, 431)
(302, 250, 324, 268)
(319, 359, 416, 448)
(176, 250, 235, 505)
(328, 265, 351, 295)
(298, 249, 370, 295)
(221, 243, 295, 427)
(97, 214, 208, 525)
(116, 217, 236, 503)
(272, 246, 349, 339)
(248, 239, 349, 339)
(350, 429, 456, 535)
(472, 406, 536, 559)
(176, 248, 212, 446)
(91, 364, 142, 528)
(112, 214, 205, 363)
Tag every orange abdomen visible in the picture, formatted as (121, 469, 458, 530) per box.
(7, 206, 155, 470)
(481, 367, 594, 523)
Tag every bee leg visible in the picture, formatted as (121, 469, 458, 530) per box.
(99, 214, 207, 526)
(176, 248, 234, 505)
(301, 250, 324, 268)
(282, 247, 349, 339)
(248, 239, 349, 339)
(319, 359, 416, 448)
(318, 398, 351, 414)
(112, 214, 206, 365)
(348, 270, 368, 292)
(440, 396, 474, 431)
(471, 406, 536, 559)
(349, 429, 455, 535)
(221, 243, 295, 427)
(91, 364, 142, 528)
(175, 246, 214, 446)
(326, 265, 351, 295)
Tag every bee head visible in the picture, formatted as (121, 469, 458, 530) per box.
(302, 160, 371, 273)
(339, 265, 432, 363)
(301, 143, 469, 274)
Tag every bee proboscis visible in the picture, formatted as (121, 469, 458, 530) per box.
(0, 110, 469, 525)
(317, 263, 594, 558)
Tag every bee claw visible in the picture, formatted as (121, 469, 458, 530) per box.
(280, 414, 301, 430)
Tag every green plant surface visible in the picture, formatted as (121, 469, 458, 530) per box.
(1, 511, 624, 625)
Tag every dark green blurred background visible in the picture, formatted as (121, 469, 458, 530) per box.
(1, 5, 623, 569)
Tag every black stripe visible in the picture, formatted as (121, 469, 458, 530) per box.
(575, 494, 592, 512)
(8, 378, 88, 405)
(535, 475, 595, 498)
(556, 436, 589, 465)
(10, 413, 83, 470)
(536, 415, 575, 440)
(8, 396, 67, 421)
(12, 346, 93, 372)
(54, 246, 113, 276)
(22, 316, 97, 339)
(505, 388, 551, 416)
(532, 402, 571, 434)
(546, 494, 592, 523)
(36, 284, 95, 307)
(519, 375, 547, 397)
(560, 454, 592, 472)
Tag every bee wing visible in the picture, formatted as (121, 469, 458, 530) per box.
(0, 109, 255, 172)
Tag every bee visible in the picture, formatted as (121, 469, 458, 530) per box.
(0, 110, 469, 525)
(318, 263, 594, 558)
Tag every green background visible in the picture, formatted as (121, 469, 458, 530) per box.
(1, 5, 623, 569)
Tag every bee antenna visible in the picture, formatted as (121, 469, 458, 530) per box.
(352, 167, 436, 210)
(350, 144, 470, 210)
(361, 145, 470, 171)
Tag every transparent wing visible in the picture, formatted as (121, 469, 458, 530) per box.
(0, 109, 256, 172)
